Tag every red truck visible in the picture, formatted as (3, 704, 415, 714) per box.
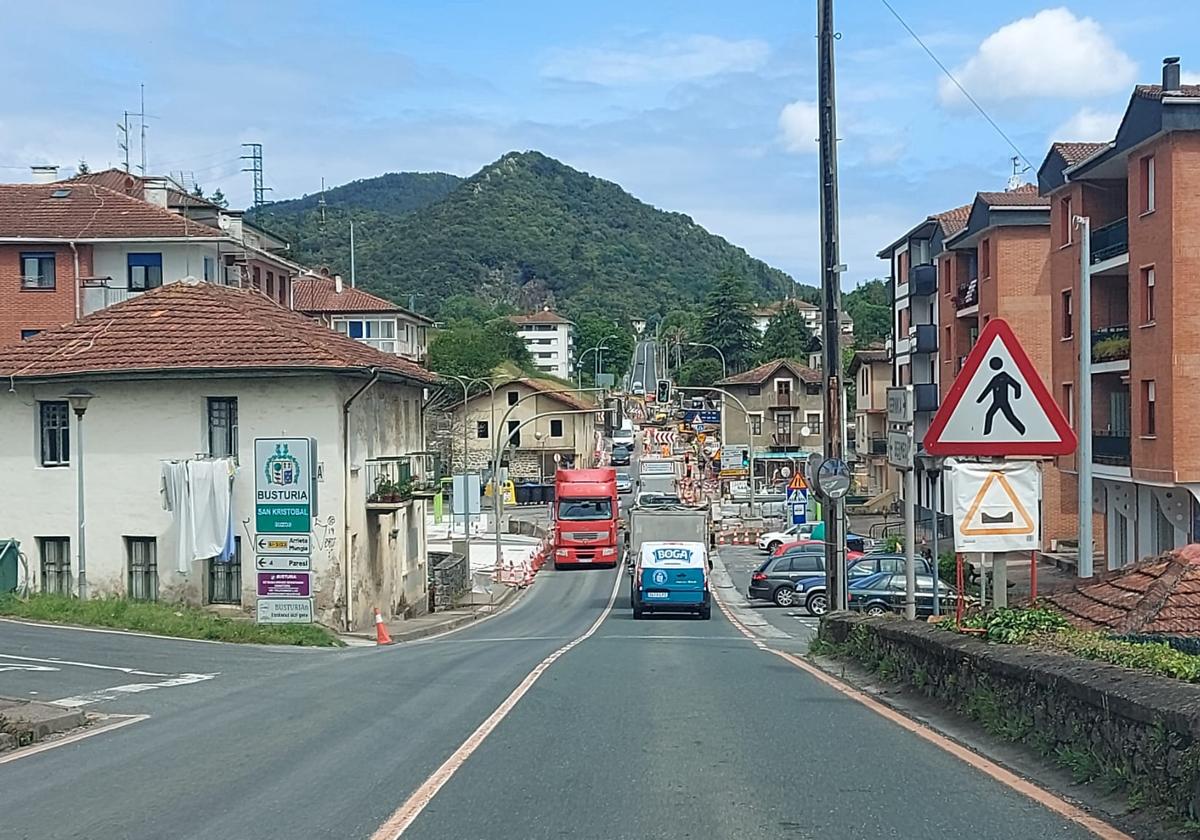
(552, 468, 620, 569)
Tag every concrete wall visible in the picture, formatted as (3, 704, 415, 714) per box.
(0, 374, 427, 631)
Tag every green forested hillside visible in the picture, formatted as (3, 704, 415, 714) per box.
(256, 151, 806, 320)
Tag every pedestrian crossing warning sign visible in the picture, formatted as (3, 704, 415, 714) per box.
(951, 460, 1041, 552)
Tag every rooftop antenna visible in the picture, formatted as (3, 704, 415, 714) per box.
(138, 84, 147, 174)
(117, 112, 131, 173)
(318, 177, 327, 226)
(1007, 155, 1030, 191)
(349, 220, 356, 288)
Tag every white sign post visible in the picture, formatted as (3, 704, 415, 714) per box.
(253, 437, 317, 624)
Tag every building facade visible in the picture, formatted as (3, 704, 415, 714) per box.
(0, 281, 436, 632)
(848, 347, 897, 499)
(714, 359, 823, 452)
(1041, 58, 1200, 567)
(293, 271, 432, 362)
(508, 310, 575, 379)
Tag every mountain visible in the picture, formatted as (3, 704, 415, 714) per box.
(256, 151, 807, 319)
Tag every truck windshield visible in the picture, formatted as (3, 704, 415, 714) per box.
(558, 498, 613, 520)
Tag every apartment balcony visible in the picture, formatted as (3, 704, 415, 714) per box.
(365, 455, 436, 511)
(867, 435, 887, 456)
(953, 277, 978, 314)
(81, 281, 139, 316)
(1090, 217, 1128, 265)
(913, 383, 939, 413)
(771, 391, 793, 408)
(1091, 324, 1130, 370)
(1093, 432, 1131, 467)
(910, 323, 938, 355)
(908, 263, 937, 297)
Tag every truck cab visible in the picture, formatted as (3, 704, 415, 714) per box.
(632, 540, 711, 620)
(552, 468, 620, 569)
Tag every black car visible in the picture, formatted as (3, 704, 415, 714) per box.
(748, 552, 824, 607)
(610, 443, 632, 466)
(848, 573, 958, 617)
(790, 554, 935, 616)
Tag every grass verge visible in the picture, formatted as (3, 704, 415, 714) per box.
(0, 594, 343, 647)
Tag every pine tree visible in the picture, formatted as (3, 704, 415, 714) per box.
(210, 188, 229, 209)
(758, 303, 816, 363)
(698, 270, 760, 372)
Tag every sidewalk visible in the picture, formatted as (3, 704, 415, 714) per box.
(344, 583, 522, 645)
(0, 696, 86, 752)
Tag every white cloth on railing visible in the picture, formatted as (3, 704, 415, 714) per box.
(160, 458, 237, 573)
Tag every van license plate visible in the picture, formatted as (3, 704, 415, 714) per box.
(645, 591, 669, 599)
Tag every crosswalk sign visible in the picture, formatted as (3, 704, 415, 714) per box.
(924, 319, 1076, 456)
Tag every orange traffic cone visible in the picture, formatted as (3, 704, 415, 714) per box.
(373, 608, 393, 645)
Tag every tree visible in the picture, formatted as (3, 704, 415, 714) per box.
(572, 313, 634, 385)
(76, 159, 90, 175)
(428, 318, 532, 379)
(758, 303, 815, 363)
(440, 294, 502, 325)
(843, 278, 892, 347)
(676, 357, 723, 388)
(192, 184, 205, 198)
(482, 318, 532, 370)
(698, 270, 760, 372)
(210, 188, 229, 209)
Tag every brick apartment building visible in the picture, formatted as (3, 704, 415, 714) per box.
(1040, 57, 1200, 568)
(0, 168, 296, 345)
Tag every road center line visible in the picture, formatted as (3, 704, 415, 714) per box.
(371, 569, 624, 840)
(710, 590, 1132, 840)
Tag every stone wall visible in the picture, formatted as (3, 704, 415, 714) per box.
(820, 613, 1200, 819)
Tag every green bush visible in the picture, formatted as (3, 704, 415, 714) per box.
(1092, 336, 1130, 361)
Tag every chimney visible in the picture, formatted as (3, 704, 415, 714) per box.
(335, 274, 344, 294)
(1163, 56, 1181, 91)
(143, 176, 169, 208)
(30, 165, 59, 184)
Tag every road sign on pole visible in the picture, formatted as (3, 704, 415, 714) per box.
(950, 460, 1041, 552)
(924, 319, 1077, 456)
(254, 438, 316, 532)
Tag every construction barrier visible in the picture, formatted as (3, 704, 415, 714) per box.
(715, 526, 764, 546)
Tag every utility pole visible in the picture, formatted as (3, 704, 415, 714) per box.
(241, 143, 267, 209)
(817, 0, 847, 610)
(1075, 215, 1094, 578)
(350, 221, 357, 288)
(138, 84, 147, 175)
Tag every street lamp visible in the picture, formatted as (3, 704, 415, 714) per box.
(685, 342, 727, 380)
(64, 387, 94, 600)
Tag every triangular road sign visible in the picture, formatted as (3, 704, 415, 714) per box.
(959, 471, 1036, 537)
(788, 473, 808, 492)
(924, 318, 1077, 456)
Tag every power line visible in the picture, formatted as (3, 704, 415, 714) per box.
(878, 0, 1033, 171)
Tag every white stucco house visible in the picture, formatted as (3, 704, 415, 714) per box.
(292, 271, 433, 363)
(0, 280, 439, 632)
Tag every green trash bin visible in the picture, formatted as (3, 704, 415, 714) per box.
(0, 539, 19, 594)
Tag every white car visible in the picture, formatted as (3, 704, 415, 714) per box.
(632, 380, 644, 395)
(757, 522, 817, 553)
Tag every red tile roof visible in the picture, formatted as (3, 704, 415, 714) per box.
(292, 274, 402, 315)
(1047, 544, 1200, 635)
(753, 299, 818, 317)
(1134, 84, 1200, 100)
(0, 280, 437, 384)
(459, 376, 595, 411)
(0, 183, 226, 240)
(715, 358, 821, 387)
(978, 183, 1047, 207)
(508, 310, 573, 326)
(934, 204, 972, 236)
(1052, 142, 1109, 166)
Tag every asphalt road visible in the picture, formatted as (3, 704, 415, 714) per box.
(717, 544, 821, 643)
(0, 434, 1107, 840)
(630, 339, 656, 392)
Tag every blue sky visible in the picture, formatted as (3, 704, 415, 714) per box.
(2, 1, 1198, 289)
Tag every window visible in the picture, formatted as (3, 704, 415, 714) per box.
(203, 255, 215, 282)
(1142, 266, 1156, 324)
(1142, 380, 1156, 436)
(476, 420, 489, 439)
(266, 272, 275, 299)
(127, 253, 163, 291)
(507, 419, 521, 447)
(333, 318, 397, 353)
(126, 537, 159, 601)
(38, 537, 70, 595)
(790, 554, 823, 573)
(980, 238, 991, 278)
(208, 537, 241, 605)
(206, 397, 238, 458)
(1061, 290, 1073, 338)
(20, 252, 56, 289)
(898, 307, 909, 334)
(550, 419, 564, 438)
(1058, 197, 1072, 245)
(507, 390, 519, 406)
(805, 412, 822, 434)
(860, 366, 868, 397)
(1062, 383, 1074, 427)
(749, 414, 763, 435)
(39, 401, 70, 467)
(776, 413, 792, 437)
(1140, 155, 1155, 213)
(943, 326, 952, 363)
(251, 265, 261, 289)
(20, 329, 40, 340)
(747, 385, 761, 396)
(278, 276, 288, 306)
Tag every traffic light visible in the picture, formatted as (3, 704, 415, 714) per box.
(656, 379, 671, 403)
(741, 449, 749, 468)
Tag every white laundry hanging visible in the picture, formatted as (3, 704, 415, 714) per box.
(161, 458, 237, 573)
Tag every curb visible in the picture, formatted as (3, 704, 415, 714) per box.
(344, 585, 523, 646)
(709, 549, 789, 639)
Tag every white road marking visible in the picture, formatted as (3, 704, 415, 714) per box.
(0, 714, 150, 766)
(371, 569, 624, 839)
(0, 664, 59, 673)
(52, 673, 218, 708)
(0, 617, 228, 645)
(0, 653, 171, 677)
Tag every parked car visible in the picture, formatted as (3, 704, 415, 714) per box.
(847, 573, 959, 617)
(757, 522, 817, 553)
(772, 539, 864, 563)
(748, 551, 825, 607)
(790, 554, 935, 616)
(773, 535, 868, 557)
(615, 471, 634, 494)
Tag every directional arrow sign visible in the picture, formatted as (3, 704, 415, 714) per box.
(256, 534, 311, 555)
(924, 318, 1077, 456)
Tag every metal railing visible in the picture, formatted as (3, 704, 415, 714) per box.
(365, 455, 416, 504)
(1091, 217, 1129, 264)
(953, 277, 978, 310)
(1093, 432, 1131, 466)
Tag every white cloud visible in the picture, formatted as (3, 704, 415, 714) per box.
(542, 35, 769, 85)
(1183, 71, 1200, 86)
(779, 100, 818, 154)
(1049, 107, 1122, 142)
(939, 8, 1136, 107)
